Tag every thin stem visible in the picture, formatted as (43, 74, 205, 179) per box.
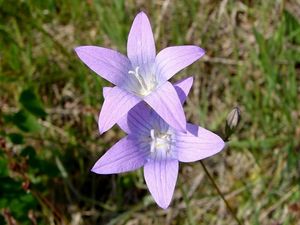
(200, 160, 243, 225)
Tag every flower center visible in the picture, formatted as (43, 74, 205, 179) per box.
(128, 67, 156, 96)
(150, 129, 172, 155)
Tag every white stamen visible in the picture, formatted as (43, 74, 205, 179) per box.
(128, 67, 148, 91)
(150, 129, 172, 155)
(127, 66, 157, 96)
(150, 129, 155, 139)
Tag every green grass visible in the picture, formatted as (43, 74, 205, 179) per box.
(0, 0, 299, 224)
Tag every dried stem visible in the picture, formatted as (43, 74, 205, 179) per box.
(200, 160, 243, 225)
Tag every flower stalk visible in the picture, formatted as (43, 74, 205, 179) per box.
(200, 160, 243, 225)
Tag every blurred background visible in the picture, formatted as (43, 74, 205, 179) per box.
(0, 0, 299, 224)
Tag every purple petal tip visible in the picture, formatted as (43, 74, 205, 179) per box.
(196, 46, 205, 57)
(159, 203, 170, 210)
(74, 46, 83, 53)
(90, 167, 96, 173)
(98, 124, 105, 135)
(137, 11, 147, 17)
(98, 128, 104, 135)
(74, 46, 87, 58)
(91, 164, 100, 174)
(184, 76, 194, 86)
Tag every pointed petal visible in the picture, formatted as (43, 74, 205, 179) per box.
(75, 46, 132, 86)
(155, 46, 205, 82)
(91, 135, 149, 174)
(144, 158, 179, 209)
(144, 81, 186, 132)
(127, 12, 156, 79)
(175, 123, 225, 163)
(98, 86, 141, 134)
(173, 76, 194, 104)
(118, 102, 154, 135)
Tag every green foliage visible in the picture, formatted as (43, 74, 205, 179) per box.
(7, 110, 41, 132)
(0, 177, 37, 223)
(8, 133, 24, 145)
(19, 88, 47, 118)
(0, 151, 8, 177)
(0, 0, 299, 224)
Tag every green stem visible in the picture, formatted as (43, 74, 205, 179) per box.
(180, 185, 196, 225)
(200, 161, 243, 225)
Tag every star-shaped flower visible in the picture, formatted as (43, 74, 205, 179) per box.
(91, 77, 225, 209)
(75, 12, 205, 134)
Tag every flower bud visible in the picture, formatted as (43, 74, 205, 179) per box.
(226, 107, 241, 130)
(225, 107, 241, 140)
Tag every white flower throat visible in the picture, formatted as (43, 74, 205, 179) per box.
(128, 66, 157, 96)
(150, 129, 173, 155)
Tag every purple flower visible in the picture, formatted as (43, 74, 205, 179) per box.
(75, 12, 205, 134)
(91, 77, 225, 209)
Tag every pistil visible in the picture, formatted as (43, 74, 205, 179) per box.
(150, 129, 172, 154)
(128, 66, 156, 96)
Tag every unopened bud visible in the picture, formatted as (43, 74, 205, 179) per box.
(225, 107, 241, 140)
(226, 107, 241, 130)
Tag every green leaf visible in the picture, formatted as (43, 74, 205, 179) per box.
(284, 10, 300, 45)
(19, 88, 47, 118)
(8, 133, 24, 144)
(11, 110, 41, 132)
(0, 151, 8, 176)
(21, 146, 38, 168)
(0, 177, 37, 223)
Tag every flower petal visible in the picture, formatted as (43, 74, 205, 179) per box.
(118, 102, 155, 135)
(175, 123, 225, 162)
(102, 87, 112, 99)
(102, 87, 153, 135)
(98, 86, 141, 134)
(173, 76, 193, 104)
(144, 157, 179, 209)
(144, 81, 186, 132)
(116, 77, 193, 135)
(155, 46, 205, 83)
(75, 46, 132, 87)
(91, 135, 149, 174)
(127, 12, 156, 81)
